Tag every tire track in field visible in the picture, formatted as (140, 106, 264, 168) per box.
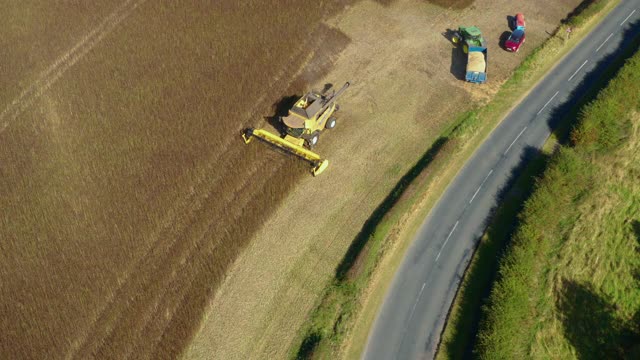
(0, 0, 147, 135)
(125, 158, 285, 360)
(67, 23, 322, 358)
(83, 144, 295, 359)
(67, 135, 254, 358)
(96, 156, 271, 359)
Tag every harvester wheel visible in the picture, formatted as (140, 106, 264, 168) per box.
(307, 132, 320, 148)
(326, 117, 337, 129)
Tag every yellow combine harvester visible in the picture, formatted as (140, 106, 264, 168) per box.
(242, 81, 350, 176)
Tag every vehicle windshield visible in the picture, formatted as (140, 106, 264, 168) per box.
(286, 126, 304, 138)
(510, 30, 524, 42)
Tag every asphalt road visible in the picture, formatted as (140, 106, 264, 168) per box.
(363, 2, 640, 359)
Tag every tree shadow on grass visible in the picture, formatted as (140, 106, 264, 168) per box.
(633, 220, 640, 283)
(562, 0, 599, 24)
(334, 135, 450, 280)
(557, 219, 640, 359)
(632, 219, 640, 246)
(557, 280, 624, 359)
(294, 134, 451, 358)
(295, 332, 322, 360)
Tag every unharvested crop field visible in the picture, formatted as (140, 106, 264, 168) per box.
(1, 1, 351, 358)
(0, 0, 583, 359)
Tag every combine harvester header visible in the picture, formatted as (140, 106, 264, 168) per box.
(243, 81, 350, 176)
(242, 128, 329, 176)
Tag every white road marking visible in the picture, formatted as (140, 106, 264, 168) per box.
(596, 33, 614, 52)
(568, 60, 589, 82)
(620, 9, 636, 26)
(503, 127, 527, 156)
(537, 91, 560, 115)
(469, 169, 494, 204)
(435, 220, 459, 262)
(407, 282, 427, 322)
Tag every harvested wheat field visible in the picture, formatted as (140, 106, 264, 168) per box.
(0, 0, 582, 359)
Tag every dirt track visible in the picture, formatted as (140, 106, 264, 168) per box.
(0, 0, 581, 359)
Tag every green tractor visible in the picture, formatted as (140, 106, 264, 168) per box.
(451, 26, 486, 54)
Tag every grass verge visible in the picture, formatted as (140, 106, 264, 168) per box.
(290, 1, 621, 358)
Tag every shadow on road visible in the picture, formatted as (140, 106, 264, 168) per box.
(545, 19, 640, 140)
(442, 145, 551, 358)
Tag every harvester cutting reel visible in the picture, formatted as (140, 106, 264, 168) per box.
(242, 128, 329, 176)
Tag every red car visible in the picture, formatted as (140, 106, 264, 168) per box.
(505, 28, 525, 52)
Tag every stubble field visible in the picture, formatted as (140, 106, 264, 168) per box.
(0, 0, 582, 359)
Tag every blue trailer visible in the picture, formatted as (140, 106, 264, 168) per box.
(465, 46, 487, 84)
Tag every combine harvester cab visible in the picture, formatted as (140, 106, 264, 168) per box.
(242, 82, 350, 176)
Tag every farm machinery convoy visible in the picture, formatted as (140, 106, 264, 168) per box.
(242, 82, 350, 176)
(450, 15, 525, 83)
(244, 17, 524, 175)
(452, 26, 488, 84)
